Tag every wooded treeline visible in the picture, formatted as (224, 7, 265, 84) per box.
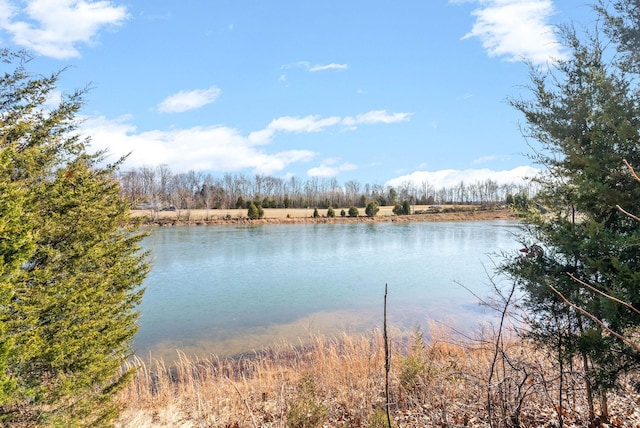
(119, 166, 536, 210)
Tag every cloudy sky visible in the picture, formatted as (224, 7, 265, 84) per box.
(0, 0, 593, 189)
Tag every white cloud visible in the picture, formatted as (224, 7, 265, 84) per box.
(281, 61, 349, 72)
(342, 110, 413, 127)
(157, 86, 221, 113)
(307, 159, 357, 177)
(473, 154, 497, 164)
(267, 115, 342, 133)
(81, 116, 316, 175)
(386, 165, 540, 189)
(248, 110, 413, 144)
(0, 0, 128, 59)
(309, 63, 348, 72)
(82, 109, 411, 175)
(461, 0, 566, 66)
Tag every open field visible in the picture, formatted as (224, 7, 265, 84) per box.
(116, 324, 640, 427)
(130, 205, 517, 226)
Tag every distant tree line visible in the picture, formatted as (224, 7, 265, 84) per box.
(119, 165, 537, 211)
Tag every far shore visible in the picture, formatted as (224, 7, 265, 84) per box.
(130, 204, 518, 226)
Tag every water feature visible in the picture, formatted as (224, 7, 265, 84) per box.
(135, 220, 521, 360)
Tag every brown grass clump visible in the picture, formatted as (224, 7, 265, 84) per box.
(116, 324, 640, 427)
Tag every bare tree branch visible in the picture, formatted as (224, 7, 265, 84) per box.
(547, 283, 640, 354)
(623, 159, 640, 184)
(616, 204, 640, 222)
(567, 273, 640, 317)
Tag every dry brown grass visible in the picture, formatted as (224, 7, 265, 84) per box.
(130, 205, 516, 226)
(115, 323, 640, 427)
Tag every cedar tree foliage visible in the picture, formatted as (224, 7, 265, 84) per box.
(0, 50, 149, 426)
(501, 0, 640, 409)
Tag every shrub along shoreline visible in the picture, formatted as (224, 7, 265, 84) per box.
(131, 205, 518, 227)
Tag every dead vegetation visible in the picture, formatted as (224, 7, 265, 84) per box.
(116, 323, 640, 427)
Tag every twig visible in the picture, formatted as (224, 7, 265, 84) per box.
(616, 204, 640, 222)
(487, 279, 518, 428)
(623, 159, 640, 183)
(567, 273, 640, 317)
(383, 283, 392, 428)
(547, 283, 640, 353)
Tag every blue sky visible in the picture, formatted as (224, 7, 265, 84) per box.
(0, 0, 595, 189)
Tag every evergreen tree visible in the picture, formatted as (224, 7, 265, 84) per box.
(402, 200, 411, 215)
(247, 201, 260, 219)
(365, 201, 379, 217)
(327, 207, 335, 218)
(348, 206, 359, 217)
(0, 148, 34, 405)
(502, 3, 640, 420)
(0, 50, 149, 425)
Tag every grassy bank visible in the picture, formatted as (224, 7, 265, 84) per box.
(131, 205, 517, 226)
(116, 324, 640, 427)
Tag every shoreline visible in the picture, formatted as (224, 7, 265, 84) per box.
(132, 206, 518, 227)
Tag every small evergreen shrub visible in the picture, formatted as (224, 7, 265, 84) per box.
(402, 200, 411, 215)
(399, 327, 430, 398)
(247, 202, 260, 219)
(365, 201, 379, 217)
(327, 207, 335, 217)
(286, 373, 327, 428)
(348, 206, 359, 217)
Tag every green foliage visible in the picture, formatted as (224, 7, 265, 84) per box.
(327, 206, 335, 218)
(393, 200, 411, 215)
(235, 196, 245, 209)
(286, 373, 327, 428)
(402, 200, 411, 215)
(365, 201, 379, 217)
(388, 187, 398, 206)
(247, 201, 259, 219)
(340, 209, 346, 217)
(313, 207, 319, 218)
(247, 201, 264, 219)
(262, 197, 276, 208)
(507, 192, 530, 213)
(0, 50, 149, 425)
(399, 326, 430, 396)
(502, 3, 640, 400)
(348, 206, 359, 217)
(0, 148, 34, 405)
(394, 200, 411, 215)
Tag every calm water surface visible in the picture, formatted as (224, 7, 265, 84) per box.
(135, 220, 520, 360)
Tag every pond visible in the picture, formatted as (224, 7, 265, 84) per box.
(135, 220, 521, 360)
